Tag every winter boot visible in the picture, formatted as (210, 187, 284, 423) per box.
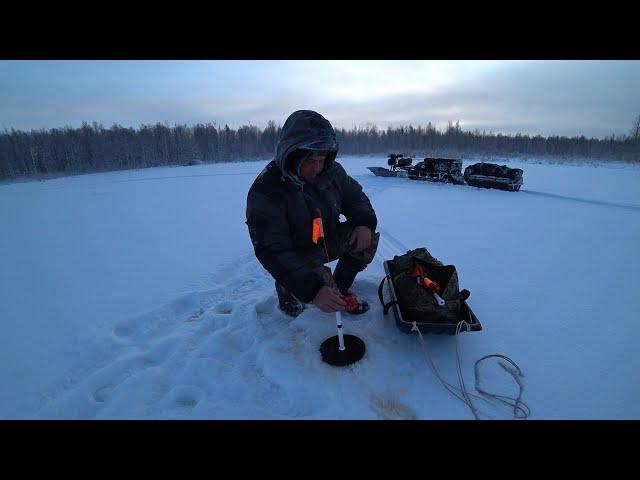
(275, 282, 305, 318)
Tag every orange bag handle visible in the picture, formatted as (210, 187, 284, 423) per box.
(410, 263, 441, 293)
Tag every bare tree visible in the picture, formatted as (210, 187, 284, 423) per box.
(630, 114, 640, 140)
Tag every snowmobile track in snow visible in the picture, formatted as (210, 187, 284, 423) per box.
(521, 189, 640, 211)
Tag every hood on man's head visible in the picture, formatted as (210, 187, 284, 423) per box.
(274, 110, 339, 181)
(285, 149, 311, 178)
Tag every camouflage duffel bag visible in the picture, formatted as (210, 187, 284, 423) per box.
(385, 247, 468, 325)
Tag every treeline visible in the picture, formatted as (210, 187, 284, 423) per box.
(339, 121, 640, 161)
(1, 120, 639, 180)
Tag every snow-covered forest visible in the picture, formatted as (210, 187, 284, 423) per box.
(2, 118, 639, 181)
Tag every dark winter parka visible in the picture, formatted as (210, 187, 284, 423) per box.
(246, 110, 377, 303)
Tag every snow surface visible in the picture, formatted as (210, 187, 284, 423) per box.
(1, 156, 639, 419)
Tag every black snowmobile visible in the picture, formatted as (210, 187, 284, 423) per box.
(463, 162, 523, 192)
(367, 153, 413, 178)
(368, 154, 465, 184)
(408, 157, 465, 184)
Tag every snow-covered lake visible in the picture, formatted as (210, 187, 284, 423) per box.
(1, 155, 639, 419)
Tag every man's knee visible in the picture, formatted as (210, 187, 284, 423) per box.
(364, 231, 380, 263)
(343, 231, 379, 270)
(355, 230, 379, 267)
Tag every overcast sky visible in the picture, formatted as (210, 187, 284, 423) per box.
(1, 60, 638, 138)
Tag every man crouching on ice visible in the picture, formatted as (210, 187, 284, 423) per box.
(246, 110, 379, 317)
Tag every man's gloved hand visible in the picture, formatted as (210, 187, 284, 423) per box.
(349, 225, 372, 253)
(313, 286, 347, 313)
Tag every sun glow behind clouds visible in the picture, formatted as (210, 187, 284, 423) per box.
(282, 60, 506, 102)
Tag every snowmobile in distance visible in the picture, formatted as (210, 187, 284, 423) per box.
(367, 153, 413, 178)
(408, 157, 465, 185)
(388, 153, 414, 171)
(463, 162, 523, 192)
(368, 154, 465, 184)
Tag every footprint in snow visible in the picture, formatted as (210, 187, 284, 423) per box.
(214, 301, 234, 315)
(185, 307, 206, 322)
(233, 279, 258, 294)
(369, 392, 419, 420)
(168, 386, 203, 410)
(88, 338, 174, 406)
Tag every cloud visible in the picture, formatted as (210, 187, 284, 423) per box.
(293, 61, 640, 138)
(1, 60, 638, 138)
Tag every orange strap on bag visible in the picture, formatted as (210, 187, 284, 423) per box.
(410, 264, 425, 279)
(410, 263, 442, 293)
